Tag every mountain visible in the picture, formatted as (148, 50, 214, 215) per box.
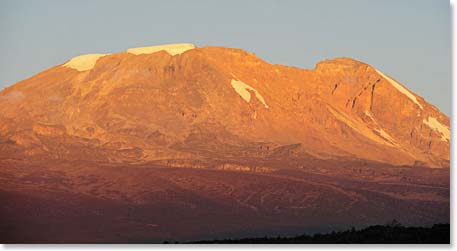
(0, 43, 449, 167)
(0, 44, 450, 243)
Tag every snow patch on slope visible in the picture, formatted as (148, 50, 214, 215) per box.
(329, 107, 396, 147)
(423, 117, 450, 142)
(363, 111, 397, 146)
(376, 128, 396, 145)
(127, 43, 196, 56)
(63, 54, 107, 71)
(230, 78, 269, 108)
(375, 69, 423, 109)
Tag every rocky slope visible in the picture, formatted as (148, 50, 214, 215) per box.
(0, 43, 450, 168)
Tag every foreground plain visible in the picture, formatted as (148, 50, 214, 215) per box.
(0, 158, 449, 243)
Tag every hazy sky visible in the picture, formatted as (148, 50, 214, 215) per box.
(0, 0, 451, 114)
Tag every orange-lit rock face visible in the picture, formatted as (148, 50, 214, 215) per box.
(0, 45, 449, 168)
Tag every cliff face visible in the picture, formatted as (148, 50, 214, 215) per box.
(0, 44, 449, 167)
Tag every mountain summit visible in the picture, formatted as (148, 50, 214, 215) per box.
(0, 43, 449, 168)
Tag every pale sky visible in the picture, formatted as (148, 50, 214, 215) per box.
(0, 0, 451, 114)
